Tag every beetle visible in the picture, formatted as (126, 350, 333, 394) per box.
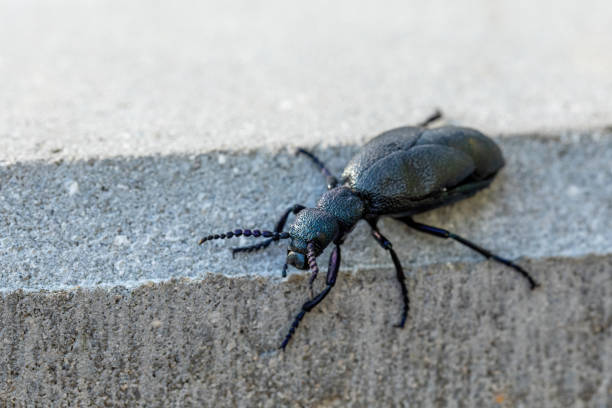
(199, 111, 538, 349)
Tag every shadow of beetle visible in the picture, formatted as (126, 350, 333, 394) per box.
(200, 111, 538, 349)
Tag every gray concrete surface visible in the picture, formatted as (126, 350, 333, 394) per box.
(1, 0, 612, 406)
(1, 133, 611, 292)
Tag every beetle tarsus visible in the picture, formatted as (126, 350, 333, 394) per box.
(488, 254, 539, 290)
(281, 284, 334, 350)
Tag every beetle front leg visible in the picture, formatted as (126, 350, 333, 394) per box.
(231, 204, 305, 257)
(280, 244, 341, 349)
(367, 220, 409, 328)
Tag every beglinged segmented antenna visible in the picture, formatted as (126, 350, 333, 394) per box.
(198, 229, 290, 245)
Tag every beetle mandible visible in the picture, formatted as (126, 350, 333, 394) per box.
(199, 111, 539, 349)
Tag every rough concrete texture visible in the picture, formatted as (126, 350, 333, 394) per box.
(2, 0, 612, 406)
(1, 256, 611, 406)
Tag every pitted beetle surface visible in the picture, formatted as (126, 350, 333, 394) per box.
(199, 111, 538, 349)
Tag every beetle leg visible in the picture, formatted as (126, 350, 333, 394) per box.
(231, 204, 305, 257)
(367, 220, 409, 328)
(296, 148, 339, 190)
(398, 216, 539, 289)
(418, 109, 443, 127)
(280, 244, 341, 350)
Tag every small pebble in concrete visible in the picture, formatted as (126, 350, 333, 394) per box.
(65, 180, 79, 196)
(113, 235, 130, 246)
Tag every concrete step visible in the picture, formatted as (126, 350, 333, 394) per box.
(1, 133, 611, 406)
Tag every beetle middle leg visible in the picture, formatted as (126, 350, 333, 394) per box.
(398, 216, 539, 289)
(367, 219, 409, 328)
(280, 244, 341, 349)
(231, 204, 305, 257)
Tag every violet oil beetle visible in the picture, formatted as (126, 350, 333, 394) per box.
(199, 111, 538, 349)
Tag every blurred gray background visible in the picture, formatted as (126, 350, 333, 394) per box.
(2, 0, 611, 163)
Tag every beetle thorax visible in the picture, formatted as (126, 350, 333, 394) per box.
(316, 186, 366, 231)
(286, 187, 364, 257)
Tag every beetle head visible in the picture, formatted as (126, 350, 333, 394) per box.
(286, 208, 339, 270)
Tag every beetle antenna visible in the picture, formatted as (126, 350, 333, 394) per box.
(199, 229, 290, 245)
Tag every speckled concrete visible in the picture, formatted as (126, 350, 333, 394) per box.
(1, 133, 611, 292)
(1, 255, 611, 406)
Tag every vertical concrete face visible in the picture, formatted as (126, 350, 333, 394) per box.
(1, 256, 611, 406)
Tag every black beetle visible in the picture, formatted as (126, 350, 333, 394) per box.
(199, 111, 538, 349)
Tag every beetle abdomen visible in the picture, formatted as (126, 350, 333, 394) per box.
(342, 125, 505, 214)
(341, 127, 423, 179)
(414, 126, 504, 179)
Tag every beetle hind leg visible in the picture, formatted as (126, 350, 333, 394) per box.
(398, 216, 539, 289)
(418, 109, 443, 127)
(367, 220, 410, 328)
